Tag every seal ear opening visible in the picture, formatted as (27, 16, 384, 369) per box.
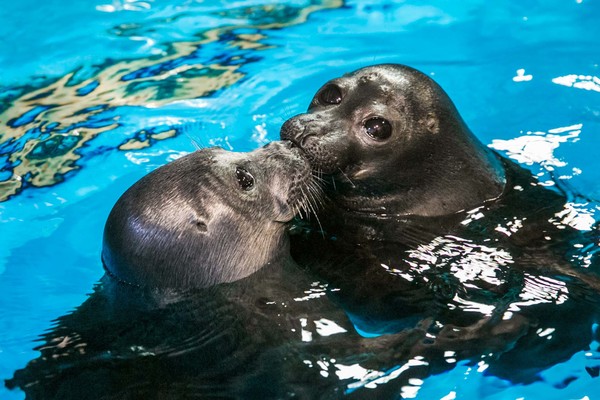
(425, 113, 439, 134)
(190, 210, 209, 233)
(194, 220, 208, 233)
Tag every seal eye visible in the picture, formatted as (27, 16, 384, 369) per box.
(235, 167, 254, 191)
(318, 84, 343, 105)
(363, 117, 392, 140)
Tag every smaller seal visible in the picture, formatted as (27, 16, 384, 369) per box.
(281, 63, 506, 217)
(102, 141, 317, 290)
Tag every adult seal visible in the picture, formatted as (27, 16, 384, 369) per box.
(280, 64, 600, 386)
(102, 141, 318, 290)
(281, 63, 506, 217)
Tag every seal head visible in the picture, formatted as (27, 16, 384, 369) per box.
(102, 141, 316, 290)
(281, 64, 506, 217)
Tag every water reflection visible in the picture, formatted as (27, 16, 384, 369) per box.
(6, 260, 434, 399)
(491, 124, 582, 168)
(0, 0, 343, 201)
(552, 74, 600, 93)
(96, 0, 153, 13)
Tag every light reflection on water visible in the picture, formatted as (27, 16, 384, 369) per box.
(553, 74, 600, 93)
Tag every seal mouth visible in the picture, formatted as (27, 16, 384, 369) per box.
(272, 139, 311, 170)
(283, 139, 307, 157)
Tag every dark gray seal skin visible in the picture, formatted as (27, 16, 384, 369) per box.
(280, 63, 506, 217)
(102, 140, 319, 290)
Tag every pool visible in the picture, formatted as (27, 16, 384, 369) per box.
(1, 0, 599, 398)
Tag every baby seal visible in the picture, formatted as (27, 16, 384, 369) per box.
(102, 141, 317, 290)
(281, 63, 506, 217)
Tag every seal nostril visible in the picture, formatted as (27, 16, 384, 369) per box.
(195, 220, 207, 233)
(280, 119, 294, 141)
(300, 135, 311, 147)
(280, 118, 308, 142)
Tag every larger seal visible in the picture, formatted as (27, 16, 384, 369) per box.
(102, 141, 318, 290)
(280, 64, 600, 385)
(281, 63, 506, 217)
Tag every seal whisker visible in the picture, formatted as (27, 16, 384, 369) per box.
(307, 181, 325, 209)
(189, 139, 202, 150)
(300, 187, 324, 234)
(296, 187, 311, 220)
(311, 167, 325, 181)
(308, 202, 324, 235)
(298, 186, 310, 214)
(313, 179, 325, 198)
(336, 168, 356, 188)
(298, 186, 317, 219)
(293, 203, 304, 220)
(311, 173, 327, 184)
(303, 182, 317, 205)
(306, 186, 320, 217)
(299, 177, 324, 215)
(316, 168, 325, 182)
(180, 122, 207, 150)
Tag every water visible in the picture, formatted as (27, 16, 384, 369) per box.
(1, 0, 599, 398)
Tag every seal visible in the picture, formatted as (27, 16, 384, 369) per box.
(280, 64, 600, 386)
(280, 63, 506, 217)
(102, 140, 319, 290)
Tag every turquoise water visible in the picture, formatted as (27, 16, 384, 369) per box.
(1, 0, 599, 398)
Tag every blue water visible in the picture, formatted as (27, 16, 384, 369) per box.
(1, 0, 599, 398)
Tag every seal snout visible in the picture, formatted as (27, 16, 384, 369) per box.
(281, 116, 330, 170)
(280, 115, 323, 146)
(275, 138, 305, 157)
(280, 117, 304, 145)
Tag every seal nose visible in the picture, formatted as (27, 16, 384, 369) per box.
(280, 118, 294, 141)
(280, 117, 305, 144)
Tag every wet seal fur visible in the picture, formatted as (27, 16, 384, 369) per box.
(102, 141, 317, 290)
(281, 63, 506, 218)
